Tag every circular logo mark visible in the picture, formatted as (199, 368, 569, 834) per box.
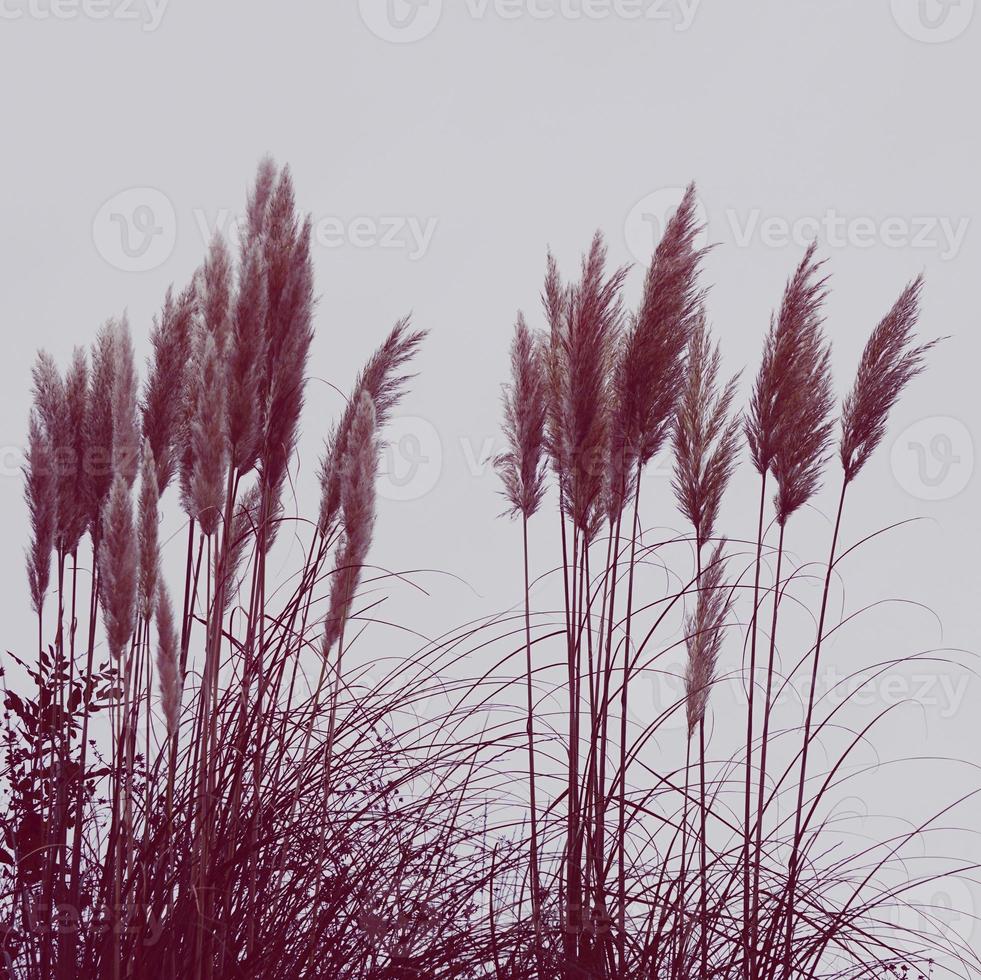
(358, 0, 442, 42)
(624, 187, 710, 265)
(890, 416, 974, 501)
(891, 0, 974, 42)
(92, 187, 176, 272)
(377, 416, 443, 502)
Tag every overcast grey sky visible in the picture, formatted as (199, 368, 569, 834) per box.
(1, 0, 979, 961)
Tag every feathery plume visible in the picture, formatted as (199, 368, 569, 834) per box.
(30, 350, 65, 440)
(545, 233, 626, 537)
(609, 183, 705, 521)
(111, 316, 140, 488)
(245, 156, 277, 245)
(86, 324, 117, 542)
(214, 484, 261, 615)
(541, 252, 570, 497)
(672, 312, 741, 551)
(745, 243, 829, 478)
(318, 318, 425, 536)
(30, 352, 67, 542)
(99, 474, 137, 660)
(840, 276, 936, 484)
(262, 165, 300, 328)
(155, 581, 181, 738)
(24, 412, 55, 616)
(137, 444, 159, 622)
(59, 348, 90, 554)
(187, 327, 229, 536)
(258, 167, 314, 517)
(684, 541, 731, 736)
(322, 392, 378, 655)
(495, 314, 549, 519)
(743, 244, 834, 524)
(32, 348, 90, 555)
(227, 239, 268, 474)
(142, 284, 196, 494)
(197, 235, 233, 355)
(771, 347, 834, 525)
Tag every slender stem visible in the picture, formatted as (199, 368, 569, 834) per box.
(67, 540, 99, 971)
(783, 479, 847, 977)
(743, 472, 767, 978)
(698, 716, 709, 980)
(752, 520, 786, 978)
(616, 463, 642, 974)
(560, 512, 578, 968)
(521, 515, 543, 962)
(678, 733, 692, 976)
(695, 543, 708, 980)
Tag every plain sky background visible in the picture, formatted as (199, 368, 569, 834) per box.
(1, 0, 979, 964)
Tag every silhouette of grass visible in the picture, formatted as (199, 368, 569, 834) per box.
(1, 164, 976, 980)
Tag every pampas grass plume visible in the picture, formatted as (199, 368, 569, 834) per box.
(495, 313, 548, 519)
(111, 316, 140, 489)
(318, 318, 425, 536)
(322, 391, 378, 655)
(99, 473, 137, 660)
(684, 541, 731, 736)
(86, 323, 118, 541)
(24, 412, 55, 616)
(155, 580, 181, 738)
(188, 327, 229, 536)
(143, 284, 196, 495)
(840, 275, 937, 484)
(672, 312, 741, 552)
(138, 443, 160, 622)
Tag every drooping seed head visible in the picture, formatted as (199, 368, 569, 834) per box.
(258, 176, 314, 519)
(86, 323, 118, 543)
(609, 183, 706, 522)
(672, 311, 741, 552)
(318, 318, 425, 537)
(24, 412, 56, 616)
(214, 483, 261, 616)
(197, 234, 233, 355)
(746, 243, 830, 480)
(32, 348, 90, 556)
(227, 239, 268, 474)
(186, 326, 229, 536)
(545, 233, 626, 539)
(322, 391, 378, 656)
(840, 275, 937, 485)
(155, 580, 181, 739)
(744, 244, 835, 525)
(98, 473, 137, 660)
(137, 443, 159, 622)
(684, 540, 731, 736)
(495, 313, 548, 520)
(142, 283, 196, 495)
(111, 316, 140, 489)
